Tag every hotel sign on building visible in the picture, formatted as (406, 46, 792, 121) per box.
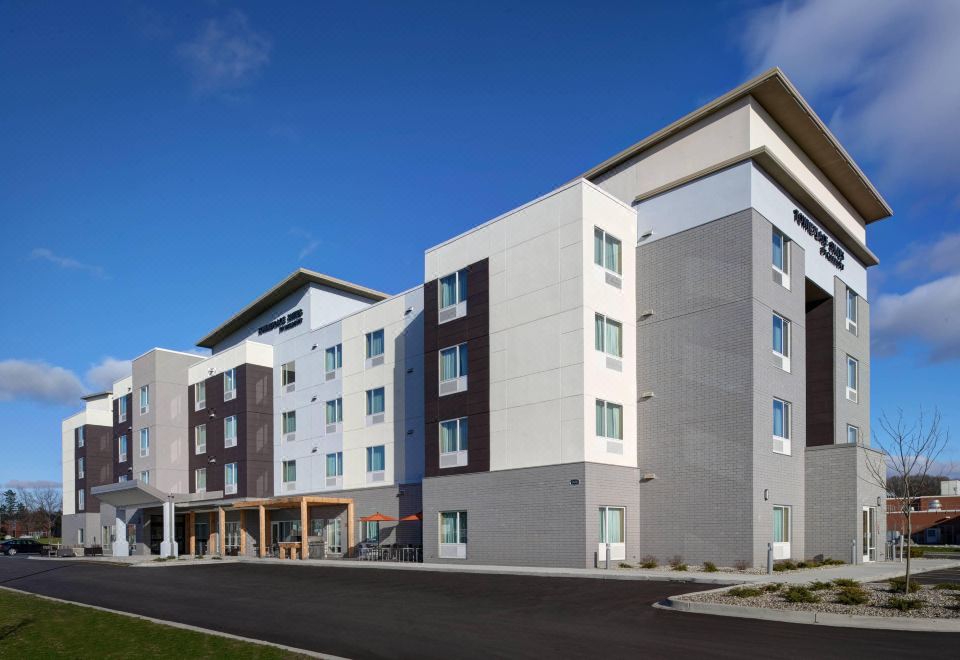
(793, 209, 845, 270)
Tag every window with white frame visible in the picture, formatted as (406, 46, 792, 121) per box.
(594, 227, 622, 275)
(139, 470, 149, 484)
(77, 457, 84, 479)
(281, 361, 296, 389)
(195, 468, 207, 493)
(119, 395, 128, 422)
(139, 428, 149, 457)
(595, 400, 623, 440)
(439, 343, 468, 394)
(439, 269, 468, 310)
(362, 521, 380, 544)
(118, 474, 129, 483)
(326, 398, 343, 425)
(325, 344, 342, 373)
(223, 368, 237, 401)
(194, 381, 206, 411)
(118, 435, 128, 463)
(772, 313, 791, 370)
(195, 424, 206, 454)
(224, 415, 238, 447)
(846, 287, 858, 334)
(366, 445, 385, 482)
(594, 314, 623, 358)
(773, 505, 791, 544)
(847, 424, 860, 445)
(282, 460, 297, 484)
(282, 411, 296, 436)
(439, 417, 468, 468)
(773, 398, 791, 455)
(846, 356, 859, 402)
(772, 228, 790, 287)
(439, 511, 467, 558)
(366, 329, 385, 359)
(599, 506, 625, 545)
(139, 385, 149, 414)
(366, 388, 385, 416)
(326, 452, 343, 478)
(326, 518, 342, 553)
(76, 427, 84, 448)
(224, 462, 238, 495)
(78, 489, 85, 511)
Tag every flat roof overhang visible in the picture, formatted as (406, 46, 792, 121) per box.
(231, 495, 353, 511)
(90, 481, 170, 508)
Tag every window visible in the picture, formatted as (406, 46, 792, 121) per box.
(772, 313, 790, 370)
(366, 445, 386, 474)
(77, 490, 84, 511)
(326, 519, 342, 554)
(362, 521, 380, 544)
(225, 521, 240, 549)
(325, 344, 342, 372)
(139, 428, 149, 457)
(194, 381, 206, 411)
(772, 228, 789, 287)
(599, 506, 624, 544)
(366, 329, 385, 359)
(224, 462, 238, 495)
(118, 435, 128, 463)
(773, 505, 791, 544)
(773, 398, 791, 455)
(195, 468, 207, 493)
(77, 528, 84, 545)
(326, 398, 343, 424)
(224, 415, 238, 447)
(439, 269, 468, 309)
(846, 356, 859, 402)
(139, 470, 149, 484)
(223, 368, 237, 401)
(77, 457, 84, 479)
(282, 460, 297, 484)
(594, 227, 622, 275)
(282, 411, 297, 435)
(594, 314, 623, 358)
(195, 424, 206, 454)
(846, 287, 858, 334)
(847, 424, 860, 445)
(119, 396, 128, 422)
(366, 388, 385, 416)
(118, 474, 129, 483)
(595, 400, 623, 440)
(439, 343, 468, 394)
(326, 452, 343, 478)
(76, 426, 85, 448)
(440, 511, 467, 552)
(439, 418, 468, 467)
(139, 385, 149, 414)
(281, 361, 296, 388)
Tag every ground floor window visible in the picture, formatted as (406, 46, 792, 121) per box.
(773, 505, 791, 543)
(362, 521, 380, 544)
(599, 507, 624, 544)
(78, 528, 84, 545)
(127, 523, 136, 544)
(225, 521, 241, 549)
(326, 519, 342, 554)
(195, 522, 210, 555)
(440, 511, 467, 546)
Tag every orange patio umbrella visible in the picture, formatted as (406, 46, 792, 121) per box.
(360, 512, 398, 522)
(399, 512, 423, 521)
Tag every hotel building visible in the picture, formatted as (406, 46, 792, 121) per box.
(61, 68, 889, 568)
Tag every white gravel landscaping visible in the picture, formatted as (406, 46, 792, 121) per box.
(682, 581, 960, 619)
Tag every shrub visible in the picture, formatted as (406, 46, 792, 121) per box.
(934, 583, 960, 591)
(909, 546, 924, 558)
(211, 556, 223, 560)
(885, 596, 925, 612)
(822, 558, 845, 566)
(888, 577, 921, 594)
(782, 586, 820, 603)
(727, 587, 763, 598)
(640, 555, 658, 569)
(773, 560, 797, 572)
(702, 561, 718, 573)
(834, 586, 870, 605)
(733, 559, 750, 571)
(618, 562, 632, 569)
(762, 583, 783, 592)
(832, 578, 858, 588)
(808, 580, 833, 591)
(673, 563, 689, 571)
(668, 555, 684, 569)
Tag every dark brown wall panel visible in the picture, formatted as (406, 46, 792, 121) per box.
(806, 297, 835, 446)
(112, 394, 132, 488)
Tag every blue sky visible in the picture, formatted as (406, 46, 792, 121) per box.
(1, 0, 957, 487)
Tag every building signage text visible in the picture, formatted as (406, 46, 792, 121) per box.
(793, 209, 845, 270)
(258, 308, 303, 335)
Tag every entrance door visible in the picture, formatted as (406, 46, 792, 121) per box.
(598, 507, 626, 562)
(772, 505, 791, 560)
(862, 507, 876, 562)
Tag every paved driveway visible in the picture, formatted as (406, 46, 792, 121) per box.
(0, 557, 955, 659)
(909, 565, 960, 586)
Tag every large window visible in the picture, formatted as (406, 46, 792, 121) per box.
(440, 511, 467, 546)
(772, 313, 791, 371)
(847, 424, 860, 445)
(439, 269, 468, 309)
(223, 368, 237, 401)
(594, 314, 623, 358)
(439, 343, 468, 394)
(326, 398, 343, 424)
(118, 435, 128, 463)
(139, 385, 149, 414)
(119, 396, 128, 421)
(594, 227, 622, 275)
(366, 329, 385, 359)
(366, 388, 385, 416)
(440, 418, 468, 454)
(76, 427, 84, 448)
(282, 460, 297, 484)
(595, 400, 623, 440)
(362, 521, 380, 544)
(77, 490, 84, 511)
(773, 398, 791, 455)
(194, 381, 206, 411)
(326, 452, 343, 478)
(846, 356, 859, 402)
(281, 361, 296, 388)
(282, 410, 297, 435)
(224, 462, 238, 495)
(195, 468, 207, 493)
(139, 428, 149, 457)
(326, 519, 342, 554)
(195, 424, 206, 454)
(773, 505, 791, 544)
(846, 287, 858, 334)
(325, 344, 342, 372)
(224, 415, 238, 447)
(599, 506, 624, 544)
(77, 457, 84, 479)
(772, 228, 789, 287)
(366, 445, 385, 474)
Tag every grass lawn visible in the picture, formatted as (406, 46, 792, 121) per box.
(0, 589, 308, 658)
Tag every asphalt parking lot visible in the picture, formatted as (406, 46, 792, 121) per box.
(1, 556, 955, 659)
(909, 565, 960, 586)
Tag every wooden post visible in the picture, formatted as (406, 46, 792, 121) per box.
(218, 506, 226, 556)
(347, 500, 355, 558)
(188, 512, 196, 556)
(239, 510, 246, 556)
(300, 498, 309, 560)
(209, 512, 215, 556)
(258, 504, 266, 558)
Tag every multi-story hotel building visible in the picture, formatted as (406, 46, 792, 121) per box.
(61, 68, 889, 568)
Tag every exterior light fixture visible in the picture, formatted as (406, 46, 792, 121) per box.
(763, 489, 769, 501)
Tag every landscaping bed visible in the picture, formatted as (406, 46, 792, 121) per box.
(682, 579, 960, 619)
(616, 556, 846, 575)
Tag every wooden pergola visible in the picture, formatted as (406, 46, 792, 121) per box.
(231, 495, 354, 559)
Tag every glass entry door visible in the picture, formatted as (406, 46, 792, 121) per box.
(862, 507, 876, 562)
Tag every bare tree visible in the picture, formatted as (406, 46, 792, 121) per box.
(17, 487, 62, 538)
(865, 408, 952, 592)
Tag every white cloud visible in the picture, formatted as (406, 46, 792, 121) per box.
(177, 10, 272, 95)
(872, 272, 960, 362)
(0, 360, 85, 405)
(895, 231, 960, 277)
(3, 479, 61, 490)
(290, 228, 320, 260)
(743, 0, 960, 188)
(30, 248, 106, 279)
(84, 357, 132, 392)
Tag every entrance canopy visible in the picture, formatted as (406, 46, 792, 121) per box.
(90, 481, 169, 508)
(232, 495, 353, 511)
